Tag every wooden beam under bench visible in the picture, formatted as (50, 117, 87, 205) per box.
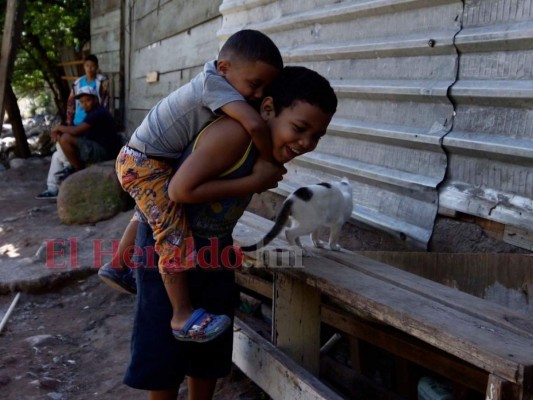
(233, 211, 533, 400)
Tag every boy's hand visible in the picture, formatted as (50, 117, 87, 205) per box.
(252, 158, 287, 192)
(50, 126, 61, 142)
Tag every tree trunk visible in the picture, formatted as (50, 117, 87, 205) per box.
(25, 33, 70, 119)
(4, 82, 30, 158)
(1, 0, 30, 158)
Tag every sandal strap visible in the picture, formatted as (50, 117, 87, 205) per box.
(180, 308, 208, 333)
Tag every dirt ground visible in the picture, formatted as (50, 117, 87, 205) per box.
(0, 157, 265, 400)
(2, 154, 526, 400)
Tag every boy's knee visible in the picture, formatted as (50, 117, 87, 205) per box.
(59, 133, 76, 147)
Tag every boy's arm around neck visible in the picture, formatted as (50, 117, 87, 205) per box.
(168, 117, 285, 204)
(220, 100, 274, 162)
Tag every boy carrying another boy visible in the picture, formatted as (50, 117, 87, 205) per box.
(99, 30, 284, 343)
(124, 65, 338, 398)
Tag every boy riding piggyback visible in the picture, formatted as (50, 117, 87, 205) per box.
(104, 30, 284, 343)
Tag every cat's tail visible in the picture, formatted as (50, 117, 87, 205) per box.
(240, 199, 293, 252)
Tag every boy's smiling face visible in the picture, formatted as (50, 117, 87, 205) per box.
(217, 59, 280, 102)
(262, 98, 332, 164)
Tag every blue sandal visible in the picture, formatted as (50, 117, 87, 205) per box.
(172, 308, 231, 343)
(98, 262, 137, 295)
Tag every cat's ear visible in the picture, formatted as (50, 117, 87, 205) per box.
(341, 177, 353, 188)
(260, 96, 275, 120)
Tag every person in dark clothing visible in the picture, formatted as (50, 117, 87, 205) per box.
(36, 86, 121, 199)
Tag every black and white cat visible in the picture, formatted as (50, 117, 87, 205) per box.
(241, 178, 353, 256)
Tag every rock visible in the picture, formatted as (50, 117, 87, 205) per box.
(57, 161, 132, 225)
(9, 158, 26, 169)
(39, 376, 62, 390)
(33, 242, 48, 262)
(46, 392, 64, 400)
(24, 334, 55, 347)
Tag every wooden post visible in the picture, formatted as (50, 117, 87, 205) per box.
(273, 272, 321, 375)
(485, 374, 522, 400)
(233, 318, 344, 400)
(0, 0, 19, 118)
(349, 336, 362, 372)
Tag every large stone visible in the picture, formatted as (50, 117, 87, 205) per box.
(57, 161, 132, 224)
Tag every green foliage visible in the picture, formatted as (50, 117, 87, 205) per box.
(9, 0, 90, 98)
(24, 0, 90, 52)
(11, 52, 46, 94)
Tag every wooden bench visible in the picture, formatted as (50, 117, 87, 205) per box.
(232, 211, 533, 400)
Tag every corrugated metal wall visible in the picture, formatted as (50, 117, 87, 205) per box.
(220, 0, 533, 249)
(111, 0, 532, 250)
(220, 0, 463, 248)
(442, 0, 533, 238)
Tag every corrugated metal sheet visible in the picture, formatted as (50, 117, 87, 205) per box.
(220, 0, 463, 248)
(441, 0, 533, 232)
(118, 0, 532, 249)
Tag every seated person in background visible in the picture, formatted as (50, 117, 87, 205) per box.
(36, 54, 110, 199)
(36, 86, 121, 199)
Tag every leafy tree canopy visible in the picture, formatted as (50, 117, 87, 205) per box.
(2, 0, 90, 98)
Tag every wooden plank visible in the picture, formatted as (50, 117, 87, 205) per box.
(58, 60, 84, 67)
(504, 226, 533, 251)
(92, 0, 121, 16)
(234, 269, 489, 393)
(322, 304, 488, 394)
(294, 258, 533, 384)
(358, 251, 533, 313)
(91, 8, 121, 36)
(0, 0, 18, 117)
(330, 250, 533, 336)
(235, 270, 272, 299)
(234, 272, 533, 397)
(273, 272, 321, 375)
(485, 374, 522, 400)
(236, 212, 533, 338)
(130, 18, 220, 78)
(232, 318, 344, 400)
(127, 66, 202, 111)
(132, 0, 220, 50)
(234, 213, 533, 385)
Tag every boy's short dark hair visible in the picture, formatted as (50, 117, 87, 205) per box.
(219, 30, 283, 70)
(84, 54, 99, 65)
(266, 66, 337, 116)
